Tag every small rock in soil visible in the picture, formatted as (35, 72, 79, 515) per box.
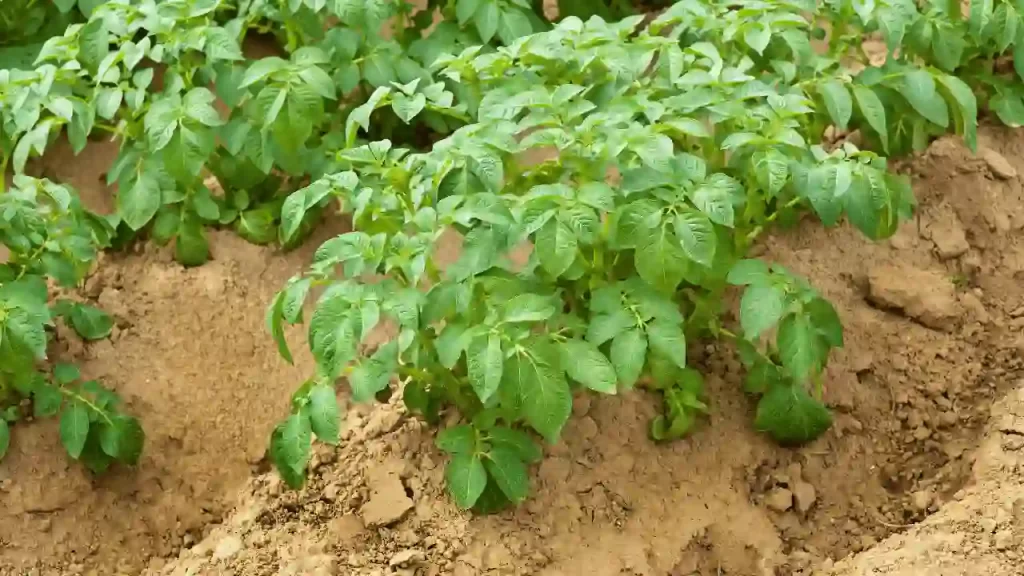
(928, 211, 971, 259)
(212, 535, 242, 560)
(994, 530, 1014, 550)
(360, 472, 414, 527)
(792, 481, 817, 514)
(982, 148, 1018, 180)
(389, 549, 426, 567)
(911, 490, 933, 512)
(766, 488, 794, 512)
(866, 263, 961, 330)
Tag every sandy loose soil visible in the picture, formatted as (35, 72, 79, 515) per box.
(2, 117, 1024, 575)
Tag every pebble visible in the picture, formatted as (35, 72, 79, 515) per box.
(792, 481, 817, 514)
(994, 530, 1014, 551)
(212, 535, 243, 560)
(765, 488, 794, 512)
(911, 490, 932, 512)
(389, 549, 426, 568)
(982, 148, 1018, 180)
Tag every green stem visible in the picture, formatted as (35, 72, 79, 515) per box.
(59, 386, 114, 427)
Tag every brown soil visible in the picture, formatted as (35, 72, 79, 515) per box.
(3, 123, 1024, 575)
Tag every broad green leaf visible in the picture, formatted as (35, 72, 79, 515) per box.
(692, 175, 737, 226)
(646, 321, 687, 370)
(635, 225, 689, 293)
(468, 334, 504, 403)
(498, 8, 534, 44)
(446, 453, 488, 509)
(457, 0, 482, 23)
(968, 0, 994, 39)
(932, 29, 965, 71)
(755, 384, 832, 445)
(307, 384, 341, 445)
(852, 85, 888, 152)
(776, 313, 823, 382)
(611, 329, 647, 389)
(436, 424, 477, 454)
(474, 2, 501, 43)
(752, 149, 789, 197)
(744, 22, 771, 54)
(673, 210, 716, 267)
(806, 297, 844, 348)
(484, 445, 529, 503)
(350, 341, 398, 402)
(935, 74, 978, 152)
(504, 345, 571, 443)
(99, 415, 144, 464)
(559, 339, 617, 394)
(60, 400, 90, 459)
(536, 218, 577, 277)
(586, 310, 635, 346)
(6, 308, 47, 360)
(270, 411, 312, 487)
(68, 304, 113, 340)
(901, 70, 949, 127)
(488, 427, 541, 463)
(739, 284, 787, 341)
(119, 173, 162, 231)
(504, 294, 556, 323)
(33, 382, 63, 418)
(436, 323, 469, 369)
(392, 93, 427, 123)
(818, 80, 852, 130)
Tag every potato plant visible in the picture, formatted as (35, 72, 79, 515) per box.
(0, 175, 142, 470)
(264, 0, 945, 510)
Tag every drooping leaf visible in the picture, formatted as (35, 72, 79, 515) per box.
(68, 304, 113, 340)
(559, 339, 617, 394)
(446, 452, 488, 509)
(611, 329, 647, 389)
(60, 400, 90, 459)
(739, 284, 787, 341)
(755, 384, 833, 445)
(484, 444, 529, 503)
(307, 384, 341, 445)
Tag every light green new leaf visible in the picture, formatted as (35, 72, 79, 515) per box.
(692, 176, 737, 226)
(307, 384, 341, 445)
(776, 313, 824, 382)
(673, 210, 716, 267)
(559, 339, 617, 394)
(752, 149, 789, 197)
(852, 85, 888, 152)
(586, 310, 635, 346)
(468, 334, 504, 403)
(60, 401, 90, 459)
(818, 80, 852, 130)
(536, 218, 577, 277)
(935, 74, 978, 152)
(611, 329, 647, 389)
(744, 22, 771, 54)
(739, 284, 786, 341)
(646, 320, 687, 369)
(446, 453, 488, 509)
(504, 346, 571, 443)
(485, 445, 529, 503)
(755, 384, 832, 445)
(392, 93, 427, 123)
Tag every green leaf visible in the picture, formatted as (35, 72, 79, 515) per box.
(60, 401, 90, 459)
(6, 308, 48, 360)
(739, 284, 786, 341)
(267, 293, 293, 364)
(99, 415, 144, 465)
(183, 88, 224, 127)
(692, 175, 737, 226)
(175, 220, 210, 267)
(646, 321, 687, 370)
(806, 297, 843, 348)
(68, 304, 113, 340)
(363, 53, 396, 87)
(536, 218, 577, 277)
(559, 339, 617, 394)
(436, 323, 469, 369)
(755, 384, 832, 445)
(270, 411, 312, 488)
(468, 334, 504, 403)
(33, 382, 64, 418)
(392, 93, 427, 123)
(119, 173, 162, 231)
(744, 22, 771, 54)
(586, 310, 635, 346)
(635, 226, 689, 293)
(457, 0, 482, 23)
(776, 313, 823, 382)
(350, 341, 398, 402)
(504, 294, 556, 324)
(505, 345, 571, 443)
(611, 329, 647, 389)
(902, 70, 949, 127)
(307, 384, 341, 445)
(484, 445, 529, 503)
(447, 452, 488, 509)
(0, 420, 8, 461)
(935, 74, 978, 152)
(852, 85, 888, 152)
(818, 80, 852, 130)
(498, 8, 533, 44)
(474, 1, 501, 42)
(673, 209, 716, 267)
(437, 425, 477, 454)
(487, 426, 542, 463)
(752, 149, 789, 197)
